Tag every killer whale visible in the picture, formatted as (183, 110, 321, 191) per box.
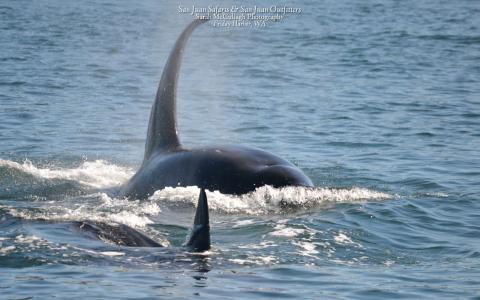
(75, 189, 210, 252)
(119, 19, 313, 199)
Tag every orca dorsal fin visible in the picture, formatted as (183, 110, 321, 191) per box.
(144, 19, 208, 160)
(185, 188, 211, 252)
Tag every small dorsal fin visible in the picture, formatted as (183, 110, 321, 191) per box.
(144, 19, 208, 160)
(185, 188, 210, 252)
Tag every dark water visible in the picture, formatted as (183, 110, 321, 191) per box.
(1, 0, 479, 299)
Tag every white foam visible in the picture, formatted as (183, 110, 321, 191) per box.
(0, 245, 15, 254)
(237, 241, 276, 249)
(230, 255, 277, 265)
(6, 193, 161, 228)
(1, 159, 393, 238)
(334, 233, 354, 245)
(1, 158, 391, 216)
(424, 192, 449, 198)
(232, 219, 256, 228)
(270, 224, 305, 237)
(100, 251, 125, 257)
(0, 159, 133, 188)
(150, 185, 392, 215)
(292, 241, 319, 257)
(15, 234, 42, 243)
(333, 232, 363, 248)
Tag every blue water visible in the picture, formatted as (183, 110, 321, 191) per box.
(1, 0, 480, 299)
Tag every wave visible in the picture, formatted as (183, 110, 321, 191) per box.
(0, 159, 133, 189)
(3, 193, 160, 228)
(149, 185, 392, 215)
(3, 185, 392, 229)
(1, 158, 392, 219)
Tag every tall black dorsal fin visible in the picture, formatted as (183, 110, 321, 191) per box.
(144, 19, 208, 160)
(185, 188, 210, 252)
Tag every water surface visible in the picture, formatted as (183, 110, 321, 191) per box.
(1, 0, 479, 299)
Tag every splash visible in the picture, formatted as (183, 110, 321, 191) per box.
(270, 224, 307, 237)
(1, 158, 391, 215)
(0, 245, 16, 255)
(0, 159, 133, 189)
(4, 193, 161, 228)
(1, 158, 392, 225)
(229, 255, 278, 266)
(150, 185, 392, 215)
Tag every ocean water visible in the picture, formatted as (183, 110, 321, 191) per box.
(1, 0, 479, 299)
